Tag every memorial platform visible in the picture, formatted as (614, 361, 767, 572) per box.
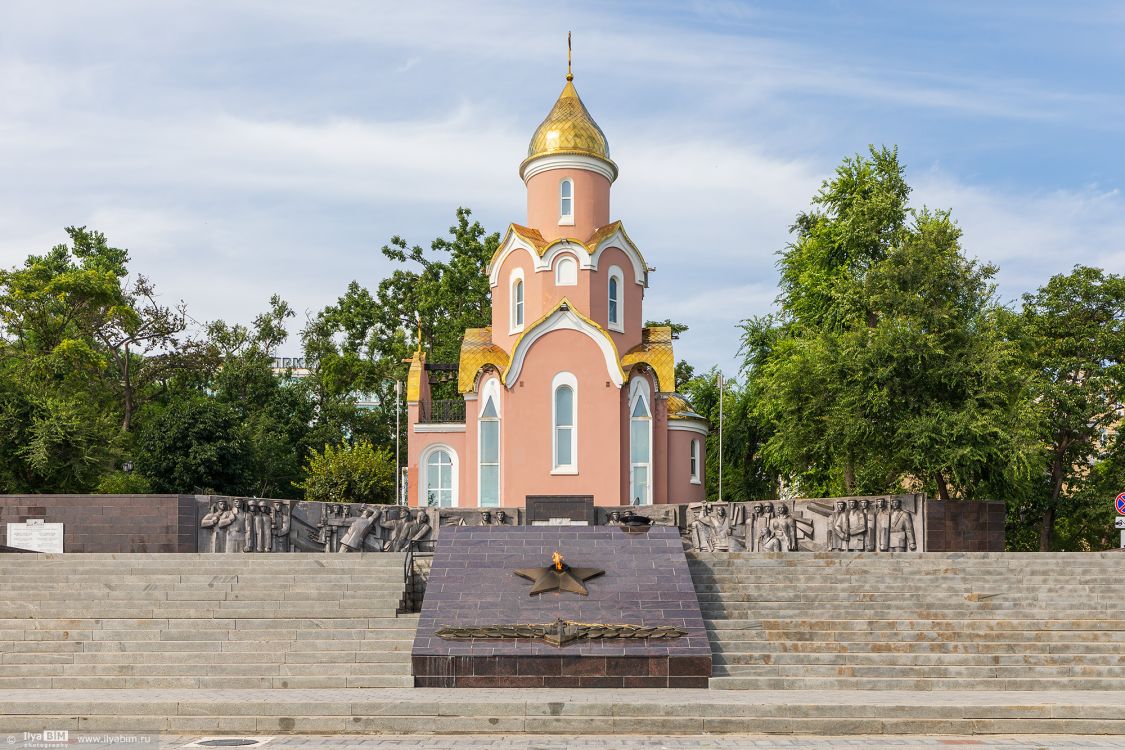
(410, 525, 712, 687)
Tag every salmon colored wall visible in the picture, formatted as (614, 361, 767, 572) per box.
(491, 245, 644, 357)
(500, 327, 622, 506)
(668, 428, 707, 504)
(526, 168, 611, 243)
(406, 428, 468, 508)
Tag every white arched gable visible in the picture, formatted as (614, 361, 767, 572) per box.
(489, 224, 649, 288)
(505, 304, 624, 389)
(591, 229, 648, 287)
(479, 377, 502, 418)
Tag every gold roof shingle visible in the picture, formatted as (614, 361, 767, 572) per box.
(667, 393, 706, 422)
(458, 327, 510, 393)
(523, 78, 614, 167)
(620, 326, 676, 394)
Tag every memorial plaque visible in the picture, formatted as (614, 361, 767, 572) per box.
(6, 519, 64, 553)
(525, 495, 594, 526)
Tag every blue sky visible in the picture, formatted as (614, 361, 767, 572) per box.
(1, 1, 1123, 374)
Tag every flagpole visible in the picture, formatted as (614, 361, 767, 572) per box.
(717, 371, 724, 502)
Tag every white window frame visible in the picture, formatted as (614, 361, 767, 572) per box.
(551, 371, 578, 474)
(559, 178, 574, 226)
(607, 265, 624, 332)
(478, 379, 501, 508)
(629, 378, 653, 505)
(690, 439, 701, 484)
(421, 444, 458, 508)
(555, 255, 578, 286)
(509, 267, 525, 334)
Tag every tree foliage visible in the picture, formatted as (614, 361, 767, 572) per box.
(297, 440, 396, 505)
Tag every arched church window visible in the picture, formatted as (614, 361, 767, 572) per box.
(511, 277, 524, 332)
(424, 447, 456, 507)
(630, 380, 652, 505)
(552, 372, 578, 473)
(479, 383, 501, 507)
(555, 256, 577, 286)
(690, 439, 700, 484)
(559, 178, 574, 224)
(607, 265, 624, 331)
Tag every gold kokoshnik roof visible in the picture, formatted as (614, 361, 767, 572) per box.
(458, 327, 510, 393)
(667, 393, 706, 422)
(523, 78, 614, 167)
(621, 327, 676, 394)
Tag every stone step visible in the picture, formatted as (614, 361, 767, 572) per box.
(1, 687, 1124, 735)
(1, 650, 413, 665)
(0, 639, 414, 652)
(701, 607, 1125, 618)
(707, 676, 1125, 690)
(0, 676, 415, 689)
(708, 640, 1125, 654)
(712, 663, 1125, 678)
(711, 651, 1125, 666)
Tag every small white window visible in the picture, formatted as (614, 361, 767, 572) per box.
(510, 273, 524, 333)
(552, 372, 578, 473)
(555, 256, 578, 286)
(607, 265, 624, 332)
(690, 439, 701, 484)
(559, 179, 574, 225)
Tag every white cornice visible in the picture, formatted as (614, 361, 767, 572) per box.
(413, 423, 467, 433)
(520, 154, 618, 183)
(668, 421, 710, 436)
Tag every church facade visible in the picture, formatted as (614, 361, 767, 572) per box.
(404, 64, 709, 509)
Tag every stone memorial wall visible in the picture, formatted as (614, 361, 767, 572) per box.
(0, 492, 1003, 553)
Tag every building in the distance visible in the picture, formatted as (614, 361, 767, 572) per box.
(404, 60, 708, 509)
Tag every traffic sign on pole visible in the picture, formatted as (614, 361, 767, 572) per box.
(1115, 517, 1125, 530)
(1116, 492, 1125, 515)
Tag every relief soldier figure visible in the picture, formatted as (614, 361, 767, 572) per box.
(772, 503, 798, 551)
(828, 500, 849, 551)
(201, 499, 228, 553)
(711, 505, 736, 552)
(493, 510, 511, 525)
(222, 499, 247, 553)
(846, 499, 866, 551)
(861, 498, 876, 551)
(339, 507, 382, 552)
(875, 497, 892, 551)
(271, 500, 291, 552)
(755, 502, 777, 552)
(759, 524, 783, 552)
(888, 497, 917, 551)
(254, 499, 273, 552)
(748, 503, 766, 552)
(688, 504, 714, 552)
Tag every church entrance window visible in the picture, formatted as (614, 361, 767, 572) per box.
(424, 447, 456, 507)
(630, 381, 652, 505)
(479, 386, 500, 507)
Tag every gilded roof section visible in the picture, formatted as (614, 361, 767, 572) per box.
(621, 326, 675, 394)
(524, 79, 613, 165)
(489, 221, 647, 278)
(667, 393, 706, 422)
(405, 350, 426, 403)
(508, 224, 549, 252)
(458, 327, 510, 394)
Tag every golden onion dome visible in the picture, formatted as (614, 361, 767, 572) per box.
(524, 75, 613, 167)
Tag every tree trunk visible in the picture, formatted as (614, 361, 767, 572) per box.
(1039, 447, 1067, 552)
(844, 462, 856, 494)
(121, 343, 134, 432)
(934, 471, 951, 501)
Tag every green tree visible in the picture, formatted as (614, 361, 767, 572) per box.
(297, 440, 396, 504)
(1014, 266, 1125, 550)
(136, 397, 251, 494)
(744, 146, 1038, 500)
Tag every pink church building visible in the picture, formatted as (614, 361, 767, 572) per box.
(404, 64, 709, 509)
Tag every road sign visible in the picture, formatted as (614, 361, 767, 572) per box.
(1117, 493, 1125, 515)
(1116, 517, 1125, 530)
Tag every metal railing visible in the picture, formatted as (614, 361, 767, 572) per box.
(399, 538, 434, 614)
(418, 399, 466, 424)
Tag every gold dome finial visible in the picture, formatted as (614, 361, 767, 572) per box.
(522, 34, 615, 175)
(567, 31, 573, 82)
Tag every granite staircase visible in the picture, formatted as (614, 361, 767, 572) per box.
(690, 551, 1125, 690)
(0, 553, 417, 689)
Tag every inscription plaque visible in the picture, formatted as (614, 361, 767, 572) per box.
(6, 519, 64, 553)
